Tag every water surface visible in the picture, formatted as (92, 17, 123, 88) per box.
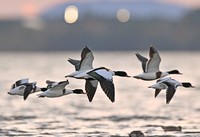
(0, 51, 200, 137)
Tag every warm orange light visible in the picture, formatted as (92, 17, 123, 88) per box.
(22, 2, 37, 17)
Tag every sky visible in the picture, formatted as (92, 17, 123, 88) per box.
(0, 0, 200, 20)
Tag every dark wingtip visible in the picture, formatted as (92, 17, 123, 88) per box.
(84, 46, 90, 51)
(166, 101, 170, 104)
(23, 95, 28, 100)
(155, 93, 159, 98)
(110, 96, 115, 103)
(86, 92, 95, 102)
(81, 46, 92, 59)
(166, 97, 171, 104)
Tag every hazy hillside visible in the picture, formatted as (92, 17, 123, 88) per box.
(0, 9, 199, 51)
(41, 0, 188, 20)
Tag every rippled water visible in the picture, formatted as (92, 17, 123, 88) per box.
(0, 51, 200, 137)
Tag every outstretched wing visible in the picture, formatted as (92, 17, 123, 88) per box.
(154, 78, 169, 97)
(46, 80, 58, 89)
(87, 70, 115, 102)
(135, 52, 148, 72)
(23, 83, 35, 100)
(155, 89, 162, 98)
(164, 82, 176, 104)
(15, 78, 29, 87)
(79, 46, 94, 71)
(68, 58, 81, 71)
(146, 46, 161, 72)
(50, 80, 69, 91)
(85, 79, 98, 102)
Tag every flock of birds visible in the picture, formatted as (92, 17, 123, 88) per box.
(8, 46, 194, 104)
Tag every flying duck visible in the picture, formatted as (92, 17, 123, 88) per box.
(67, 46, 99, 102)
(148, 77, 194, 104)
(37, 80, 85, 98)
(66, 47, 130, 102)
(8, 78, 45, 100)
(66, 66, 129, 102)
(133, 46, 182, 81)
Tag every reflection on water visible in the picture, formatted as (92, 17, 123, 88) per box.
(0, 51, 200, 137)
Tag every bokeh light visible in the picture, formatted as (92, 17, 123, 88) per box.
(116, 9, 130, 23)
(64, 5, 78, 24)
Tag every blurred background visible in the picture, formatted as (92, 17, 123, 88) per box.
(0, 0, 200, 51)
(1, 1, 200, 136)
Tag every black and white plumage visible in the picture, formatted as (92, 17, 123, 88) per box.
(37, 80, 85, 98)
(8, 78, 43, 100)
(66, 47, 130, 102)
(67, 66, 129, 102)
(148, 77, 194, 104)
(134, 46, 182, 81)
(87, 67, 115, 102)
(67, 46, 99, 102)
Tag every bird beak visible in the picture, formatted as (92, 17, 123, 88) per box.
(148, 85, 155, 89)
(133, 76, 140, 79)
(191, 86, 195, 88)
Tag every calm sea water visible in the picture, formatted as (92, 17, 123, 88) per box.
(0, 51, 200, 137)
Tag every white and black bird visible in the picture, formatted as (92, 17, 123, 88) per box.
(8, 78, 44, 100)
(148, 77, 194, 104)
(67, 46, 99, 102)
(66, 47, 130, 102)
(37, 80, 85, 98)
(66, 66, 129, 102)
(134, 46, 182, 81)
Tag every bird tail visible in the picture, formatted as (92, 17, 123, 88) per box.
(37, 93, 45, 98)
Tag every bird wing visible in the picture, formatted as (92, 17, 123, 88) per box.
(46, 80, 58, 89)
(135, 52, 148, 72)
(163, 82, 177, 104)
(87, 69, 115, 102)
(85, 79, 98, 102)
(68, 58, 81, 71)
(23, 83, 34, 100)
(155, 89, 162, 98)
(50, 80, 69, 91)
(146, 46, 161, 72)
(157, 77, 171, 83)
(79, 46, 94, 71)
(15, 78, 29, 86)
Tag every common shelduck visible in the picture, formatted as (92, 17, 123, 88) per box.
(66, 66, 129, 102)
(8, 78, 45, 100)
(66, 47, 129, 102)
(148, 77, 194, 104)
(134, 46, 182, 81)
(67, 46, 99, 102)
(37, 80, 85, 98)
